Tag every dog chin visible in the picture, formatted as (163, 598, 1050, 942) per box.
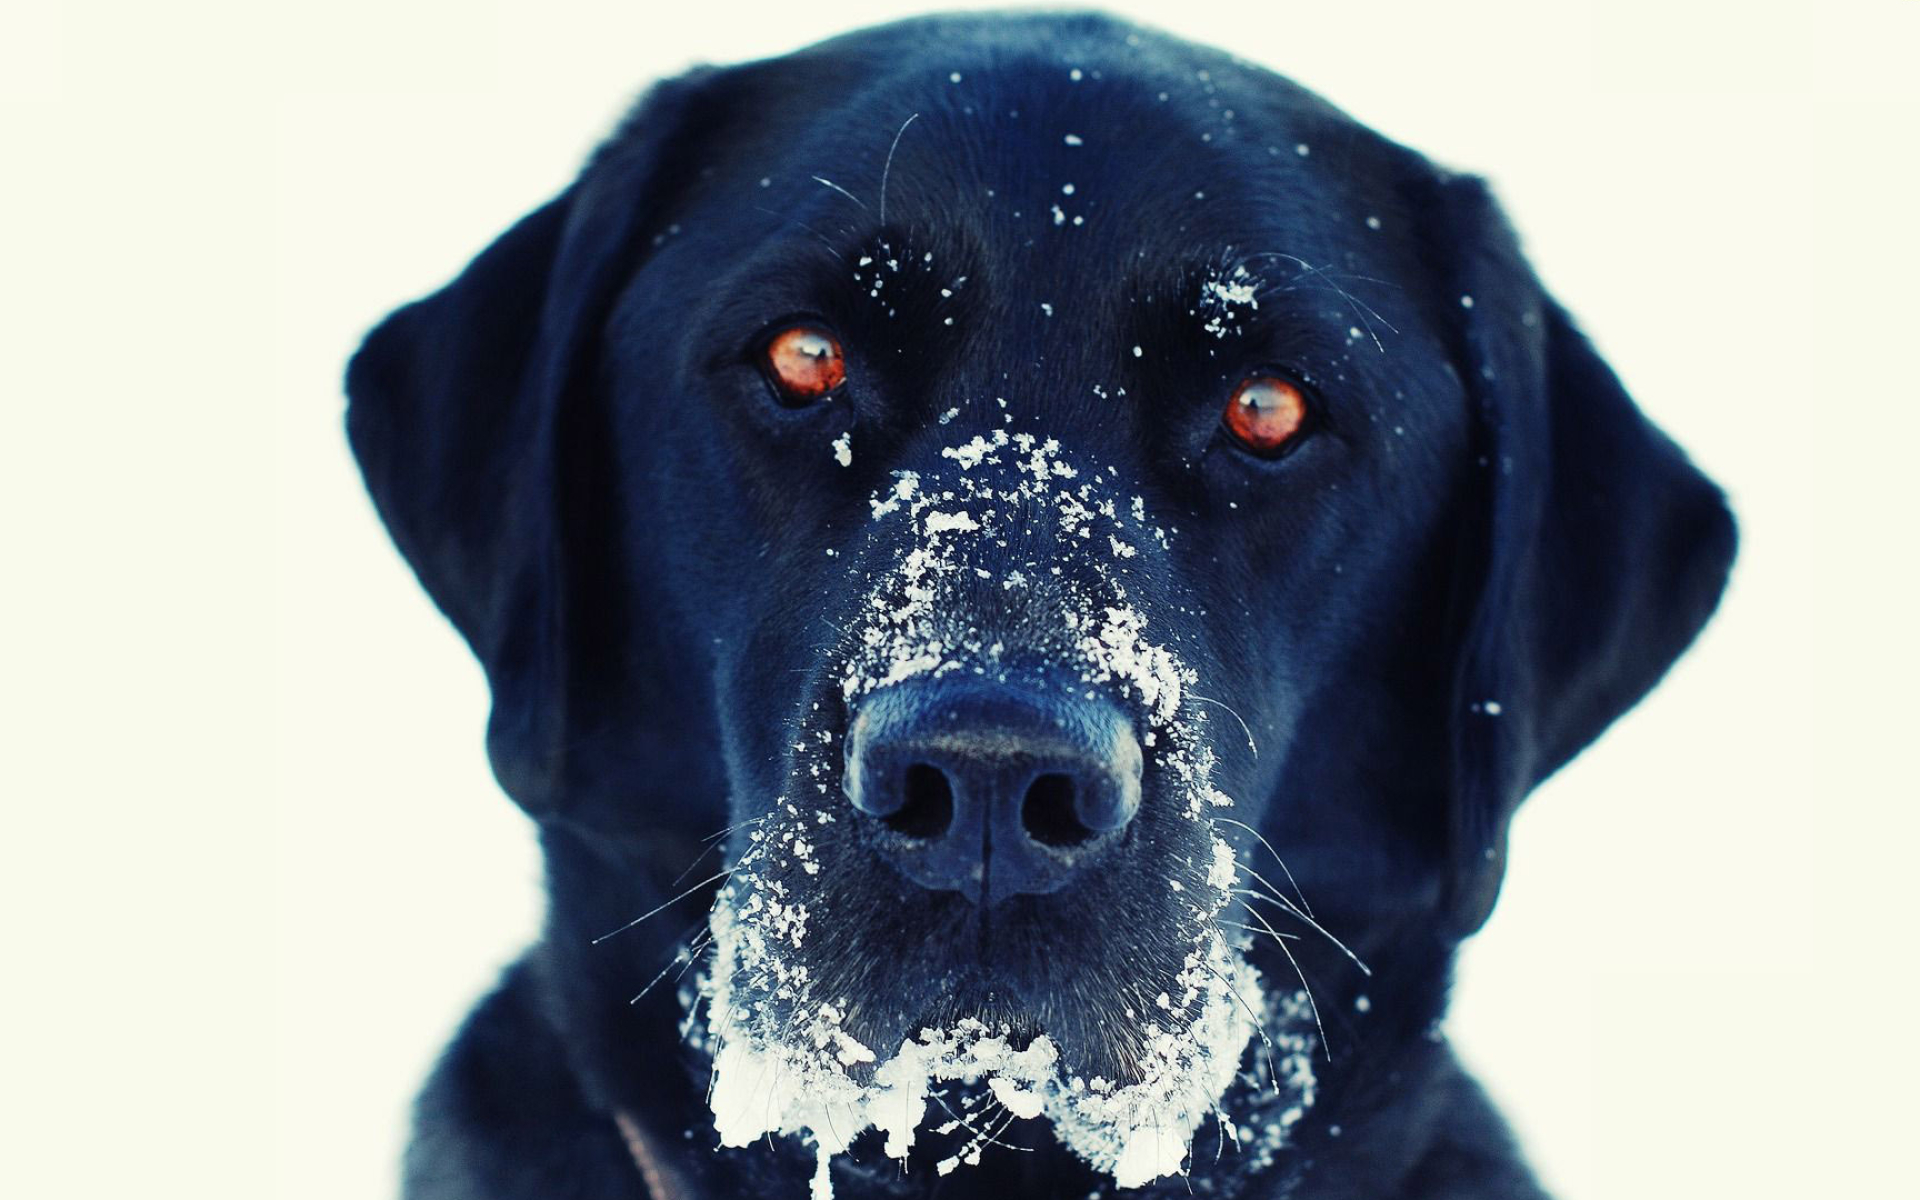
(690, 837, 1319, 1198)
(697, 918, 1261, 1195)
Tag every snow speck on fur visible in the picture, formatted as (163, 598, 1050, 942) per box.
(1200, 267, 1261, 339)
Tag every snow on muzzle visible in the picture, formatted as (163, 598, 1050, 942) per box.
(691, 431, 1317, 1197)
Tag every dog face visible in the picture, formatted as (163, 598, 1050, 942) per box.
(349, 13, 1734, 1195)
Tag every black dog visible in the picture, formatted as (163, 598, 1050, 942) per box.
(348, 13, 1734, 1198)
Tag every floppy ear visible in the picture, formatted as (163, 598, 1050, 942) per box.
(344, 70, 723, 813)
(1430, 174, 1738, 935)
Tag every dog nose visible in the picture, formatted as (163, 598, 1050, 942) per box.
(842, 679, 1143, 902)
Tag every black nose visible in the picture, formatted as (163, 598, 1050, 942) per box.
(842, 679, 1143, 903)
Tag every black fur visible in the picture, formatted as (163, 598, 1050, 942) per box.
(348, 13, 1735, 1198)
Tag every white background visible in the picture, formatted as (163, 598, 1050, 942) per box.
(4, 2, 1916, 1198)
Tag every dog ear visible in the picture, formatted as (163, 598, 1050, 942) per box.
(344, 70, 724, 813)
(1428, 174, 1738, 935)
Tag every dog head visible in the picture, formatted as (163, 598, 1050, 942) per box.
(348, 13, 1734, 1194)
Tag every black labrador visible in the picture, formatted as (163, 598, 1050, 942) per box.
(348, 13, 1735, 1199)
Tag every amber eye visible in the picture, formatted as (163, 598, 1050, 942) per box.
(1222, 373, 1311, 456)
(762, 324, 846, 405)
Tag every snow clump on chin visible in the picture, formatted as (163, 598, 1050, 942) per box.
(702, 918, 1268, 1197)
(692, 428, 1314, 1197)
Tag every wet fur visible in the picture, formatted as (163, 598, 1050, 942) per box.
(348, 13, 1735, 1198)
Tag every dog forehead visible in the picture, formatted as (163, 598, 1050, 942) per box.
(801, 57, 1379, 255)
(594, 22, 1425, 344)
(708, 59, 1412, 346)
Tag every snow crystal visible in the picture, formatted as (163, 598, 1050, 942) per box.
(923, 510, 979, 535)
(831, 431, 852, 467)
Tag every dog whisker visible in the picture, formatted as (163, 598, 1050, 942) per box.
(628, 923, 713, 1006)
(678, 946, 723, 1045)
(1233, 863, 1315, 926)
(750, 1096, 780, 1156)
(810, 174, 869, 211)
(819, 1103, 847, 1169)
(1229, 881, 1371, 981)
(928, 1086, 1033, 1155)
(749, 206, 846, 260)
(1245, 249, 1400, 350)
(666, 840, 723, 890)
(591, 867, 735, 944)
(1215, 1085, 1246, 1160)
(1187, 693, 1258, 758)
(1235, 903, 1331, 1063)
(1210, 815, 1312, 917)
(1217, 918, 1300, 942)
(1168, 1002, 1241, 1165)
(977, 1101, 1029, 1161)
(1230, 881, 1372, 979)
(877, 112, 919, 229)
(701, 815, 767, 845)
(1197, 961, 1283, 1095)
(671, 929, 716, 985)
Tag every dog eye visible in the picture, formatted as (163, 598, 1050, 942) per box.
(1222, 373, 1311, 456)
(761, 323, 846, 405)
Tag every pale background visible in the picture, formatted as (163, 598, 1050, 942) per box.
(3, 2, 1916, 1198)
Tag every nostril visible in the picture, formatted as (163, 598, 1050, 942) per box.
(885, 763, 955, 839)
(1020, 773, 1097, 847)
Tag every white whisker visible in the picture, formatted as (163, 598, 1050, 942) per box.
(591, 868, 734, 944)
(811, 175, 869, 211)
(1188, 693, 1258, 758)
(1240, 902, 1331, 1062)
(878, 112, 920, 228)
(1213, 815, 1313, 917)
(1232, 882, 1372, 978)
